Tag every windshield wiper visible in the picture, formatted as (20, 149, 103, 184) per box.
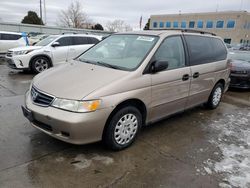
(78, 58, 96, 65)
(95, 61, 120, 70)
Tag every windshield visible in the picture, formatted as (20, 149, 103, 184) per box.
(228, 51, 250, 62)
(78, 34, 159, 71)
(35, 36, 58, 46)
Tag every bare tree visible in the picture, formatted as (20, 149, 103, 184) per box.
(58, 0, 90, 28)
(106, 20, 133, 32)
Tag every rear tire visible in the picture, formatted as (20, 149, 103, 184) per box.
(206, 83, 224, 109)
(31, 56, 50, 74)
(103, 106, 142, 151)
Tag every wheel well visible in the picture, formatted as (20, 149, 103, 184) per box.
(29, 55, 53, 68)
(102, 99, 147, 139)
(216, 79, 225, 90)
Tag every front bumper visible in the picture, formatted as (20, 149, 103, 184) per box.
(5, 55, 31, 70)
(23, 92, 113, 144)
(230, 74, 250, 89)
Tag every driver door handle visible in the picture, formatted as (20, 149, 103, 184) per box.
(182, 74, 189, 81)
(193, 72, 200, 78)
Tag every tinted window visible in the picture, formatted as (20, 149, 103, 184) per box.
(197, 20, 203, 28)
(153, 36, 185, 70)
(159, 22, 164, 28)
(227, 20, 235, 28)
(88, 37, 99, 44)
(173, 21, 178, 28)
(181, 21, 186, 28)
(185, 35, 227, 66)
(189, 21, 195, 28)
(166, 22, 171, 28)
(72, 37, 88, 45)
(56, 37, 72, 46)
(216, 21, 224, 28)
(0, 33, 22, 40)
(206, 21, 213, 28)
(153, 22, 158, 28)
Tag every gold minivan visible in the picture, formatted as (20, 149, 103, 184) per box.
(22, 30, 230, 150)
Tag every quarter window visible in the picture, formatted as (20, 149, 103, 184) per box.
(197, 20, 203, 28)
(88, 37, 99, 44)
(227, 20, 235, 28)
(184, 35, 227, 65)
(153, 36, 185, 70)
(216, 21, 224, 28)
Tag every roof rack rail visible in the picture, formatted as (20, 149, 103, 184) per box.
(150, 28, 216, 36)
(62, 32, 78, 35)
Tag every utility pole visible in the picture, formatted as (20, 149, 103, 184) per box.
(40, 0, 43, 23)
(44, 0, 46, 25)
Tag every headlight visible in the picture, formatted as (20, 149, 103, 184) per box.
(13, 50, 34, 56)
(52, 98, 101, 112)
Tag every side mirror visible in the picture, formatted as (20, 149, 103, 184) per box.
(51, 42, 60, 47)
(152, 60, 168, 73)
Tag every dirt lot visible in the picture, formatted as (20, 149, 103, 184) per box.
(0, 59, 249, 188)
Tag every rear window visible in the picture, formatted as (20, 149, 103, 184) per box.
(184, 35, 227, 66)
(0, 33, 22, 40)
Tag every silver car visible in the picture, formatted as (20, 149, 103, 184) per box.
(22, 30, 230, 150)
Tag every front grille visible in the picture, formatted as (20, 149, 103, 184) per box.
(231, 70, 248, 74)
(31, 86, 54, 106)
(6, 51, 13, 57)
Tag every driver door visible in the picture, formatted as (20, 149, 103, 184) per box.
(50, 36, 72, 65)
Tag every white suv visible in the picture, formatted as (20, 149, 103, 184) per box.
(0, 31, 27, 58)
(6, 34, 102, 73)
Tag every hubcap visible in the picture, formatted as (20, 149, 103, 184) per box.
(212, 87, 222, 106)
(34, 59, 49, 72)
(114, 114, 138, 145)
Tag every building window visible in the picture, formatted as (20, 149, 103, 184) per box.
(153, 22, 158, 28)
(240, 39, 243, 43)
(159, 22, 164, 28)
(197, 20, 203, 28)
(227, 20, 235, 28)
(181, 21, 186, 28)
(206, 21, 213, 28)
(216, 21, 224, 28)
(166, 21, 171, 28)
(173, 21, 178, 28)
(189, 21, 195, 28)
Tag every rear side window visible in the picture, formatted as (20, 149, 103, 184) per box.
(72, 37, 89, 45)
(88, 37, 99, 44)
(56, 37, 72, 46)
(0, 33, 22, 40)
(184, 35, 227, 66)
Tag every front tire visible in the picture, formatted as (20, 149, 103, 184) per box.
(31, 56, 50, 74)
(206, 83, 224, 109)
(103, 106, 142, 150)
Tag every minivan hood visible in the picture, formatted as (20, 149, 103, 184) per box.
(9, 46, 42, 52)
(33, 60, 129, 100)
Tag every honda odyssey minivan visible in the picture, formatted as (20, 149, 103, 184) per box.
(22, 30, 230, 150)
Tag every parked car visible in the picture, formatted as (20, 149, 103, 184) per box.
(6, 34, 101, 73)
(228, 50, 250, 89)
(22, 30, 230, 150)
(0, 31, 27, 58)
(29, 34, 49, 46)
